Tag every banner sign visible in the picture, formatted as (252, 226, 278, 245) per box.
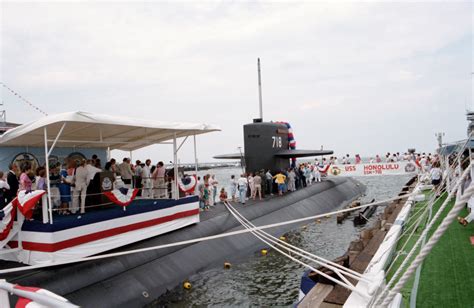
(328, 161, 418, 177)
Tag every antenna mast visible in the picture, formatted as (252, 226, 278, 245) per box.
(258, 58, 263, 120)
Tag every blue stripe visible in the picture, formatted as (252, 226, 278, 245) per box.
(300, 270, 317, 295)
(21, 196, 199, 233)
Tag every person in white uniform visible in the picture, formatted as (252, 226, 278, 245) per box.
(141, 159, 153, 198)
(72, 160, 88, 214)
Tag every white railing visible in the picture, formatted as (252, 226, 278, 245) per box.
(0, 279, 78, 308)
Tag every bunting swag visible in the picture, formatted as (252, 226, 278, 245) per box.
(178, 175, 197, 193)
(104, 188, 139, 207)
(318, 164, 331, 173)
(13, 190, 46, 220)
(14, 285, 70, 308)
(0, 202, 17, 242)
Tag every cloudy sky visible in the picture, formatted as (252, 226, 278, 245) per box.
(1, 1, 472, 163)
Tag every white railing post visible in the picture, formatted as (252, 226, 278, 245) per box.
(193, 134, 198, 175)
(173, 133, 178, 200)
(43, 127, 54, 224)
(0, 280, 10, 308)
(42, 194, 49, 224)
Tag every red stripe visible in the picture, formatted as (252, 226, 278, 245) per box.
(14, 285, 40, 308)
(10, 209, 199, 252)
(15, 297, 31, 308)
(14, 285, 40, 292)
(0, 207, 17, 241)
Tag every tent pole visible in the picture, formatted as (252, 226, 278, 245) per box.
(47, 122, 66, 156)
(44, 127, 53, 224)
(193, 134, 198, 175)
(173, 133, 178, 200)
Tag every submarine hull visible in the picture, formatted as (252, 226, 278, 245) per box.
(3, 177, 364, 307)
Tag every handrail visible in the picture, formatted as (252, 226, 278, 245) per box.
(0, 280, 78, 308)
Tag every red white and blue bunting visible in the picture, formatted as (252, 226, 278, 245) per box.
(0, 203, 17, 243)
(318, 164, 331, 173)
(13, 190, 46, 220)
(277, 121, 297, 167)
(104, 188, 139, 207)
(178, 175, 197, 194)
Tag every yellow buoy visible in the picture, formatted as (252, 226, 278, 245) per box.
(183, 281, 192, 290)
(261, 249, 268, 256)
(279, 236, 286, 241)
(224, 262, 232, 269)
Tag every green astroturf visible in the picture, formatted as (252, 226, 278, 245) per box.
(385, 191, 474, 308)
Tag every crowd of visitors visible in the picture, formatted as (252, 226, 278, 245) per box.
(0, 155, 180, 215)
(327, 152, 439, 167)
(195, 160, 331, 210)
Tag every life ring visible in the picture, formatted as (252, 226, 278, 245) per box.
(178, 175, 197, 193)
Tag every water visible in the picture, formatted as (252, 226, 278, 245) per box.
(153, 167, 412, 307)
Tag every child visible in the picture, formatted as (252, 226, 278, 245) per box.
(219, 188, 228, 203)
(37, 169, 48, 191)
(203, 184, 210, 210)
(198, 184, 205, 211)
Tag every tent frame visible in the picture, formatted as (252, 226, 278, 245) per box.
(40, 123, 203, 225)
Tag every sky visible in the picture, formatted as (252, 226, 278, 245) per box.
(1, 1, 472, 164)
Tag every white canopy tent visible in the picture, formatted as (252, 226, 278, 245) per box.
(0, 111, 220, 150)
(0, 111, 220, 224)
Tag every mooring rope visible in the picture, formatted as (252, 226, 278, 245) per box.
(223, 201, 370, 297)
(223, 201, 371, 283)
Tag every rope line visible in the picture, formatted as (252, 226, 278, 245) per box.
(223, 201, 369, 297)
(380, 180, 474, 306)
(374, 163, 473, 306)
(383, 186, 447, 275)
(223, 201, 371, 283)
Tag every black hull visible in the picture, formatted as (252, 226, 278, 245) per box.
(2, 177, 364, 307)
